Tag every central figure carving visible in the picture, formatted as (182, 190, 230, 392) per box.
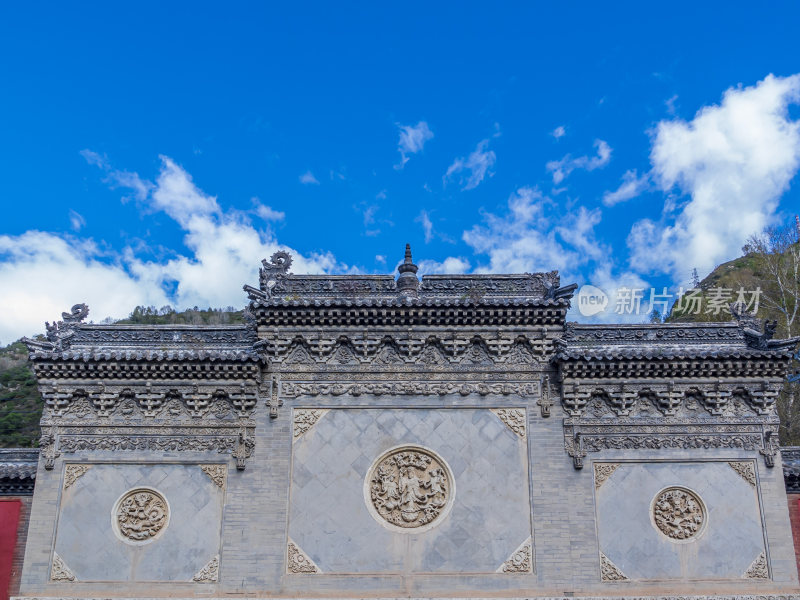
(652, 487, 705, 541)
(114, 488, 169, 543)
(367, 446, 453, 530)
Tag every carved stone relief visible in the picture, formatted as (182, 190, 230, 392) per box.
(728, 461, 757, 487)
(193, 555, 220, 582)
(51, 552, 76, 582)
(744, 551, 769, 579)
(366, 446, 454, 532)
(599, 552, 628, 581)
(114, 488, 169, 544)
(652, 487, 705, 541)
(293, 409, 329, 439)
(491, 408, 526, 438)
(497, 538, 532, 573)
(593, 463, 620, 489)
(287, 540, 319, 574)
(63, 464, 90, 489)
(200, 464, 227, 488)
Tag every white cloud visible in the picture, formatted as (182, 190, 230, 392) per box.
(253, 201, 285, 222)
(69, 210, 86, 231)
(444, 139, 496, 191)
(0, 232, 170, 344)
(546, 139, 612, 184)
(628, 73, 800, 282)
(299, 170, 320, 185)
(551, 125, 566, 139)
(462, 187, 604, 274)
(396, 121, 433, 168)
(0, 156, 344, 343)
(417, 256, 471, 275)
(603, 169, 649, 206)
(80, 149, 152, 202)
(417, 210, 434, 243)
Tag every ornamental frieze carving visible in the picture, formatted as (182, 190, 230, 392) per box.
(562, 419, 775, 469)
(561, 382, 779, 418)
(497, 538, 533, 573)
(652, 487, 705, 541)
(39, 384, 261, 420)
(114, 488, 169, 544)
(282, 380, 539, 398)
(48, 425, 256, 469)
(262, 334, 549, 367)
(366, 446, 454, 531)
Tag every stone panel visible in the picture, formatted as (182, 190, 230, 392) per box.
(289, 407, 531, 573)
(53, 463, 224, 582)
(596, 461, 765, 580)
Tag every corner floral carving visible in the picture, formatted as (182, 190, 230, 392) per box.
(744, 551, 769, 579)
(491, 408, 526, 438)
(600, 551, 628, 581)
(293, 409, 329, 440)
(51, 552, 76, 582)
(594, 463, 620, 489)
(193, 554, 219, 582)
(497, 537, 532, 573)
(63, 464, 90, 489)
(200, 464, 227, 488)
(287, 540, 319, 573)
(728, 461, 757, 487)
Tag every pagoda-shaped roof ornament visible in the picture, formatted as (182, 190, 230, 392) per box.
(396, 244, 419, 298)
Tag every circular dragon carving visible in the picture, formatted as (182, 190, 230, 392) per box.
(113, 488, 169, 544)
(652, 487, 706, 541)
(365, 445, 454, 532)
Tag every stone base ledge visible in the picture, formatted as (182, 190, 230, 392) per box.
(12, 596, 800, 600)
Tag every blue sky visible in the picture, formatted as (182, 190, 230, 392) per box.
(2, 2, 800, 342)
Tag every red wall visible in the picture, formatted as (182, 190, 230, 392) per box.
(0, 500, 21, 600)
(787, 494, 800, 578)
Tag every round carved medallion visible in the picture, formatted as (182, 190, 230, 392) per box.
(366, 445, 454, 532)
(113, 488, 169, 544)
(652, 487, 706, 541)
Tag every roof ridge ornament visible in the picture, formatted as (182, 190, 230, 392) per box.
(258, 251, 293, 298)
(396, 243, 419, 298)
(23, 303, 89, 352)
